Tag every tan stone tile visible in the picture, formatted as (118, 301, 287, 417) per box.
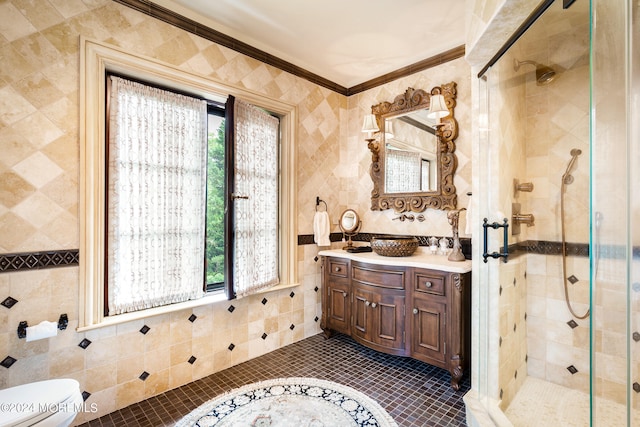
(85, 335, 118, 369)
(0, 85, 37, 125)
(86, 362, 117, 391)
(117, 331, 144, 359)
(0, 171, 36, 208)
(14, 74, 65, 110)
(144, 367, 169, 398)
(42, 134, 79, 174)
(12, 192, 65, 228)
(0, 2, 37, 41)
(144, 347, 170, 373)
(49, 346, 85, 377)
(170, 342, 192, 366)
(117, 355, 144, 384)
(116, 378, 144, 409)
(169, 362, 192, 389)
(0, 127, 35, 168)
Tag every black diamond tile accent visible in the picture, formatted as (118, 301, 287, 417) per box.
(568, 275, 579, 284)
(633, 332, 640, 342)
(261, 298, 268, 305)
(513, 278, 517, 286)
(261, 333, 268, 340)
(499, 285, 503, 295)
(188, 314, 197, 323)
(139, 371, 150, 381)
(514, 370, 518, 379)
(524, 312, 527, 321)
(228, 305, 235, 313)
(314, 256, 318, 262)
(513, 323, 516, 332)
(500, 389, 503, 399)
(0, 250, 79, 272)
(1, 296, 18, 309)
(289, 291, 295, 298)
(499, 336, 502, 347)
(314, 286, 319, 292)
(314, 316, 319, 322)
(228, 343, 235, 351)
(634, 382, 640, 393)
(567, 365, 578, 374)
(140, 325, 150, 334)
(525, 354, 528, 362)
(78, 338, 92, 349)
(82, 391, 91, 401)
(188, 356, 196, 365)
(289, 324, 295, 330)
(567, 320, 579, 329)
(1, 356, 17, 368)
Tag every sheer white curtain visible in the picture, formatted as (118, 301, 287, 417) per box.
(385, 149, 421, 192)
(232, 99, 280, 297)
(107, 76, 207, 315)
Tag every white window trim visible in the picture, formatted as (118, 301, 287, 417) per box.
(79, 37, 298, 330)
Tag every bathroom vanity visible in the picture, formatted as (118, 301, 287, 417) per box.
(318, 249, 472, 390)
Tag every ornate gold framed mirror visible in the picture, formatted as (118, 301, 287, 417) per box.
(368, 82, 458, 212)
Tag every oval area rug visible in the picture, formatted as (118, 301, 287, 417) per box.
(175, 377, 398, 427)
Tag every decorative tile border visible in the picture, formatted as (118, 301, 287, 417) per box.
(1, 238, 633, 273)
(0, 250, 79, 273)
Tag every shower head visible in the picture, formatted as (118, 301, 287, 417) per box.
(514, 59, 557, 85)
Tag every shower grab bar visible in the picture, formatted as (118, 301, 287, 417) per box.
(482, 218, 509, 263)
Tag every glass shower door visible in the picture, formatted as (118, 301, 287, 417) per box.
(590, 0, 638, 425)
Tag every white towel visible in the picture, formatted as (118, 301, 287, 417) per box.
(313, 211, 331, 246)
(464, 196, 473, 235)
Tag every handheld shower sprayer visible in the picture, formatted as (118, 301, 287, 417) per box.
(562, 149, 582, 185)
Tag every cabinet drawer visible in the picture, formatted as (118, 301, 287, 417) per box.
(414, 270, 446, 296)
(328, 259, 349, 278)
(352, 262, 405, 290)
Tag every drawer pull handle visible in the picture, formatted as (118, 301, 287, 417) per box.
(413, 308, 418, 315)
(425, 282, 433, 288)
(371, 302, 377, 308)
(365, 301, 370, 307)
(335, 267, 341, 272)
(343, 292, 347, 298)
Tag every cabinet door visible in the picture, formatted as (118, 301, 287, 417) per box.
(352, 286, 373, 343)
(326, 280, 350, 334)
(411, 297, 446, 365)
(372, 290, 405, 352)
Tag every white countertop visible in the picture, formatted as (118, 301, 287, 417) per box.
(318, 247, 472, 273)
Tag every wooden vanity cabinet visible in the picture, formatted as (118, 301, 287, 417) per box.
(351, 262, 406, 356)
(320, 255, 471, 390)
(321, 258, 351, 335)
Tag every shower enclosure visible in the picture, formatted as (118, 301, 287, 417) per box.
(467, 0, 639, 425)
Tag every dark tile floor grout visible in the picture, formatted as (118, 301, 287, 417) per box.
(79, 333, 470, 426)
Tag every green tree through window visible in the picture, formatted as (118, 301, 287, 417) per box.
(206, 114, 225, 286)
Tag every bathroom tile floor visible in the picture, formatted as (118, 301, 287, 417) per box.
(79, 333, 470, 427)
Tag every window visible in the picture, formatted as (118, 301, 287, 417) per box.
(79, 39, 297, 329)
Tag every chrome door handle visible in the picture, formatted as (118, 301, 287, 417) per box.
(231, 193, 249, 200)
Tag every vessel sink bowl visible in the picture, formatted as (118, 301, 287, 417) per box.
(370, 235, 419, 257)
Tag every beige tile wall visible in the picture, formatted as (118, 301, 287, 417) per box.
(0, 0, 472, 423)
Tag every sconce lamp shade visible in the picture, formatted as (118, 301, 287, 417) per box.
(384, 120, 394, 139)
(427, 94, 448, 119)
(361, 114, 379, 138)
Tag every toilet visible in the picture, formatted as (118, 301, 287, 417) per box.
(0, 379, 83, 427)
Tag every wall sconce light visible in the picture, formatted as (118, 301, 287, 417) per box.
(361, 114, 379, 141)
(427, 94, 448, 120)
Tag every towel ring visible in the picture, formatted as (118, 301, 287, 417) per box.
(315, 197, 327, 212)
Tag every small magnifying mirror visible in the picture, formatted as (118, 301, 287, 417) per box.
(339, 209, 361, 249)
